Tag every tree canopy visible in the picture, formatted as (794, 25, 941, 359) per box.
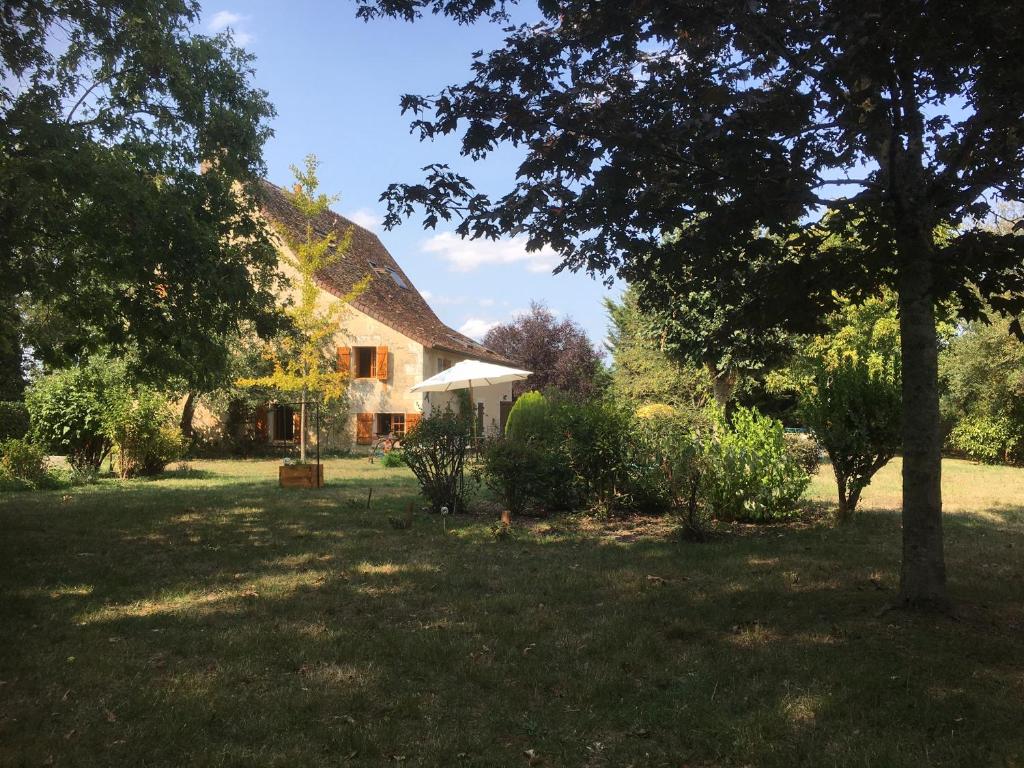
(358, 0, 1024, 608)
(482, 302, 603, 398)
(604, 288, 712, 412)
(2, 0, 281, 387)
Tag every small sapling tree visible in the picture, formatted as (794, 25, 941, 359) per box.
(238, 155, 365, 462)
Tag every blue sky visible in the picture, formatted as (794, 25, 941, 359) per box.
(201, 2, 622, 348)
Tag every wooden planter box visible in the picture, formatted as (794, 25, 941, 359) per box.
(279, 463, 324, 489)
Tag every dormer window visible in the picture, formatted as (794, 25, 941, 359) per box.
(368, 260, 409, 290)
(387, 268, 408, 289)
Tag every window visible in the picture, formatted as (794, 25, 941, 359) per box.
(368, 260, 409, 289)
(376, 413, 406, 437)
(272, 405, 295, 441)
(354, 346, 376, 378)
(387, 268, 408, 289)
(437, 357, 453, 374)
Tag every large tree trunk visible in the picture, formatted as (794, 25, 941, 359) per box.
(896, 254, 948, 609)
(180, 391, 197, 440)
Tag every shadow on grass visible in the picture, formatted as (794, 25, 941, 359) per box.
(1, 469, 1022, 767)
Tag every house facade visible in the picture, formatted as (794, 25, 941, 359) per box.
(256, 181, 517, 450)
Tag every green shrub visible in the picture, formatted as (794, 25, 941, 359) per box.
(402, 409, 470, 513)
(0, 401, 30, 440)
(27, 357, 122, 471)
(799, 357, 901, 519)
(380, 449, 406, 467)
(0, 437, 49, 487)
(784, 433, 821, 476)
(504, 391, 550, 441)
(480, 437, 552, 517)
(637, 404, 712, 538)
(703, 407, 810, 522)
(947, 414, 1019, 464)
(561, 398, 668, 513)
(106, 388, 185, 478)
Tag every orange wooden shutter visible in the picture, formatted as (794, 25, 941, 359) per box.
(254, 406, 268, 440)
(292, 411, 301, 443)
(376, 346, 389, 381)
(405, 413, 421, 434)
(356, 413, 373, 445)
(337, 346, 351, 373)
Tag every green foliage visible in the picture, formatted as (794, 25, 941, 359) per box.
(0, 437, 49, 488)
(940, 315, 1024, 465)
(26, 357, 123, 471)
(27, 356, 184, 477)
(0, 401, 30, 441)
(106, 388, 187, 478)
(3, 1, 281, 384)
(604, 288, 713, 413)
(238, 155, 363, 461)
(561, 399, 640, 509)
(631, 264, 796, 407)
(479, 438, 552, 517)
(783, 434, 821, 477)
(636, 404, 714, 539)
(401, 410, 469, 513)
(800, 358, 901, 519)
(361, 0, 1024, 604)
(503, 391, 550, 441)
(380, 450, 407, 468)
(702, 408, 810, 523)
(947, 415, 1019, 465)
(768, 289, 905, 397)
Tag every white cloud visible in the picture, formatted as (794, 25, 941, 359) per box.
(478, 298, 496, 308)
(207, 10, 254, 45)
(421, 232, 560, 273)
(458, 318, 500, 340)
(345, 208, 382, 233)
(208, 10, 244, 30)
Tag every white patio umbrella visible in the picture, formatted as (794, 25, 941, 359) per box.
(410, 360, 532, 393)
(410, 360, 532, 439)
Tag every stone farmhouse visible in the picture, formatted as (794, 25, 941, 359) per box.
(249, 180, 517, 449)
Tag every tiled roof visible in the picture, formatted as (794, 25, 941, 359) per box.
(258, 180, 510, 364)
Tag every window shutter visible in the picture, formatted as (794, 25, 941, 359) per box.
(254, 405, 269, 440)
(292, 411, 302, 443)
(337, 346, 351, 373)
(356, 413, 373, 445)
(405, 413, 421, 434)
(376, 346, 389, 381)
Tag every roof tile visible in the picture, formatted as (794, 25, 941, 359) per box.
(258, 180, 510, 364)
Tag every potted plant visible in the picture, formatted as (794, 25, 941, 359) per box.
(278, 457, 324, 488)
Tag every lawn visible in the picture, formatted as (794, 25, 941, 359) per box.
(1, 457, 1022, 767)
